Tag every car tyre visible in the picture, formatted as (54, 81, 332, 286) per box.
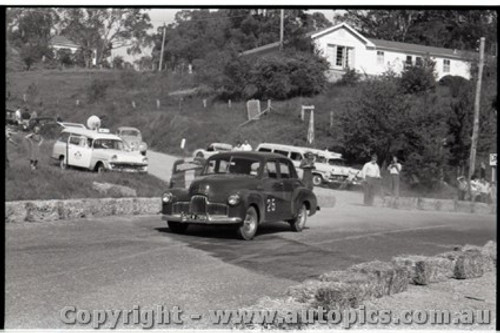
(196, 152, 204, 158)
(96, 163, 106, 174)
(168, 221, 189, 233)
(237, 206, 258, 240)
(290, 203, 307, 232)
(312, 174, 323, 186)
(59, 156, 67, 170)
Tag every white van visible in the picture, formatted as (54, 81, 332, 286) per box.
(256, 143, 361, 186)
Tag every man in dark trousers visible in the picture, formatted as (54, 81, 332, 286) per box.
(360, 154, 381, 206)
(300, 151, 316, 190)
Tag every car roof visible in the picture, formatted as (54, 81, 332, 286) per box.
(207, 151, 291, 161)
(257, 142, 342, 159)
(117, 126, 140, 131)
(61, 127, 122, 140)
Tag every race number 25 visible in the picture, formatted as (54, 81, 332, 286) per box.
(266, 198, 276, 212)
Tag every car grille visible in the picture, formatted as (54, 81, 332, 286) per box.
(172, 196, 228, 216)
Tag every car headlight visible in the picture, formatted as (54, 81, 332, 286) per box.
(227, 194, 241, 206)
(142, 157, 148, 163)
(162, 192, 173, 203)
(139, 142, 148, 151)
(111, 155, 118, 161)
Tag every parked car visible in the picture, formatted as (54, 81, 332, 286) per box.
(52, 127, 148, 173)
(256, 143, 362, 187)
(6, 108, 18, 126)
(169, 157, 205, 189)
(193, 142, 233, 159)
(116, 126, 148, 156)
(161, 151, 319, 240)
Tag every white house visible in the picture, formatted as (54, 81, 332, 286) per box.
(311, 23, 472, 81)
(49, 35, 80, 54)
(241, 22, 473, 81)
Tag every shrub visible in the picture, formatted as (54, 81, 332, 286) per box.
(87, 78, 110, 103)
(400, 58, 437, 95)
(338, 68, 361, 86)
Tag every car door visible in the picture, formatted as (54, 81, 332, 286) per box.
(260, 159, 284, 222)
(67, 135, 92, 169)
(277, 159, 302, 220)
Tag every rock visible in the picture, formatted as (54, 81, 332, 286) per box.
(92, 182, 137, 197)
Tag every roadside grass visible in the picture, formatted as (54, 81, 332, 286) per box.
(5, 135, 168, 201)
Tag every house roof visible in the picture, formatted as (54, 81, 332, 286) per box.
(50, 35, 80, 48)
(240, 22, 473, 61)
(367, 38, 471, 60)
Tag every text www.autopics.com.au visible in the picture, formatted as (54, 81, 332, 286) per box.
(60, 305, 492, 329)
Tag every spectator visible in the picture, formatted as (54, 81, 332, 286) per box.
(5, 128, 18, 168)
(24, 125, 43, 171)
(233, 141, 243, 151)
(470, 176, 481, 202)
(388, 156, 402, 198)
(479, 178, 491, 204)
(457, 175, 468, 200)
(300, 151, 316, 190)
(360, 154, 381, 206)
(241, 140, 252, 151)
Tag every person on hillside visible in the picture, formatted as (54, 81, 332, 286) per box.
(24, 125, 43, 171)
(300, 151, 316, 190)
(387, 156, 402, 205)
(479, 178, 491, 204)
(360, 154, 381, 206)
(457, 175, 468, 201)
(241, 140, 252, 151)
(6, 128, 18, 168)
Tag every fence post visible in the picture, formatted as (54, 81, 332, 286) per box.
(228, 99, 232, 108)
(203, 99, 207, 108)
(330, 111, 333, 128)
(132, 101, 136, 109)
(23, 94, 27, 102)
(156, 99, 161, 109)
(76, 99, 80, 106)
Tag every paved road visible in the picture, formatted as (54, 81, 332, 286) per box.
(5, 150, 496, 328)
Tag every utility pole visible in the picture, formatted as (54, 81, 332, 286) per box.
(279, 9, 284, 52)
(158, 23, 166, 72)
(468, 37, 485, 197)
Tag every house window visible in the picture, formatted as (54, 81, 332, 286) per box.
(377, 51, 384, 65)
(415, 57, 423, 67)
(443, 59, 451, 73)
(328, 44, 354, 69)
(405, 55, 413, 68)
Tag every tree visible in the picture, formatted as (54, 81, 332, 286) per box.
(400, 56, 437, 94)
(58, 8, 152, 68)
(7, 8, 59, 70)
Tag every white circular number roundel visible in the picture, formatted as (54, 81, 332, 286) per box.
(86, 115, 101, 130)
(266, 198, 276, 212)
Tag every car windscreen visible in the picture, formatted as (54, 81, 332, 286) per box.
(93, 139, 126, 150)
(120, 130, 140, 136)
(203, 156, 261, 177)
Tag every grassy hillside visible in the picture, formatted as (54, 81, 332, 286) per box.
(6, 70, 349, 157)
(5, 134, 168, 201)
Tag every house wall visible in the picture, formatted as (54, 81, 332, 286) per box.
(314, 27, 471, 81)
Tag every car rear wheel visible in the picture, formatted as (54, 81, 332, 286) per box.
(196, 152, 204, 158)
(312, 174, 323, 186)
(168, 221, 189, 233)
(59, 156, 67, 170)
(237, 206, 258, 240)
(290, 203, 307, 232)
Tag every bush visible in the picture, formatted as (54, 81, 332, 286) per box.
(400, 58, 437, 95)
(87, 78, 110, 103)
(339, 68, 361, 86)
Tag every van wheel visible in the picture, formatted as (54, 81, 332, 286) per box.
(168, 221, 189, 233)
(312, 174, 323, 186)
(59, 156, 67, 170)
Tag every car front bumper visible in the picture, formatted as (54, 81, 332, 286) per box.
(162, 214, 242, 225)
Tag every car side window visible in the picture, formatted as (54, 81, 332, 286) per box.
(290, 152, 303, 161)
(57, 132, 70, 143)
(279, 161, 291, 179)
(258, 148, 272, 152)
(275, 150, 288, 157)
(264, 161, 278, 179)
(69, 136, 81, 146)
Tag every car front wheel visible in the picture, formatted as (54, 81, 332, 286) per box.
(168, 221, 189, 233)
(312, 174, 323, 186)
(290, 203, 307, 232)
(237, 206, 258, 240)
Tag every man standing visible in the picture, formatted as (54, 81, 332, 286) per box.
(300, 151, 316, 190)
(360, 154, 381, 206)
(388, 156, 402, 205)
(241, 140, 252, 151)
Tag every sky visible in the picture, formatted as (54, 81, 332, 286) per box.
(111, 8, 338, 63)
